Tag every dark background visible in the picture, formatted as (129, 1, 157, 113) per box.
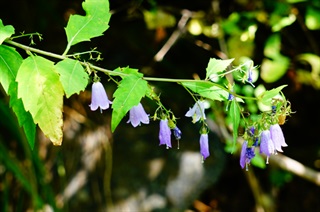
(0, 0, 320, 211)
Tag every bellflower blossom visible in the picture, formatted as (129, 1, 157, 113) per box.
(127, 103, 149, 127)
(260, 130, 275, 164)
(159, 119, 172, 149)
(172, 126, 182, 140)
(89, 81, 112, 112)
(240, 141, 255, 171)
(199, 133, 210, 162)
(270, 124, 287, 153)
(185, 100, 206, 123)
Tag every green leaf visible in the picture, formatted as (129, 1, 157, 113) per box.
(16, 55, 64, 145)
(251, 153, 267, 169)
(0, 19, 14, 45)
(0, 45, 20, 93)
(65, 0, 111, 48)
(55, 58, 88, 98)
(111, 74, 148, 132)
(181, 81, 229, 101)
(306, 6, 320, 30)
(230, 100, 240, 153)
(259, 85, 287, 106)
(206, 58, 234, 80)
(0, 45, 36, 149)
(113, 67, 143, 78)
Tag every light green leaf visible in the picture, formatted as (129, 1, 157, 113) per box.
(65, 0, 111, 49)
(111, 74, 148, 132)
(0, 45, 36, 148)
(206, 58, 234, 80)
(0, 19, 14, 45)
(16, 55, 64, 145)
(251, 153, 267, 169)
(306, 6, 320, 30)
(113, 67, 143, 78)
(55, 58, 88, 98)
(261, 34, 290, 83)
(259, 85, 287, 106)
(230, 100, 240, 153)
(181, 81, 229, 101)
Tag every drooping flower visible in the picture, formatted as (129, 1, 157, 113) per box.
(185, 100, 206, 123)
(199, 133, 210, 161)
(89, 81, 112, 112)
(240, 141, 255, 171)
(127, 103, 149, 127)
(159, 119, 172, 149)
(172, 126, 182, 140)
(270, 124, 287, 153)
(260, 130, 275, 164)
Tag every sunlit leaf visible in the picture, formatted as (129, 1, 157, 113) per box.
(113, 67, 143, 78)
(65, 0, 111, 47)
(182, 81, 229, 101)
(55, 58, 89, 98)
(0, 19, 14, 45)
(259, 85, 287, 106)
(306, 6, 320, 30)
(230, 100, 240, 152)
(16, 55, 64, 145)
(143, 9, 176, 29)
(0, 45, 35, 148)
(206, 58, 234, 80)
(111, 74, 148, 132)
(251, 153, 267, 169)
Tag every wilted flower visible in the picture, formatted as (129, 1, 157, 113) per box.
(127, 103, 149, 127)
(240, 141, 255, 171)
(89, 81, 112, 112)
(260, 130, 275, 164)
(159, 119, 172, 149)
(185, 100, 206, 123)
(199, 133, 210, 161)
(270, 124, 287, 153)
(172, 126, 182, 140)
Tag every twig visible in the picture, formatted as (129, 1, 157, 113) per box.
(153, 9, 193, 62)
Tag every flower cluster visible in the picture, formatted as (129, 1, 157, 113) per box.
(240, 124, 287, 170)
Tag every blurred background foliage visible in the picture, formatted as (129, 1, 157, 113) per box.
(0, 0, 320, 211)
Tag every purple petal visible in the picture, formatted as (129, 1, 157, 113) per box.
(159, 119, 172, 148)
(89, 82, 112, 111)
(270, 124, 287, 152)
(260, 130, 274, 157)
(127, 103, 149, 127)
(199, 133, 210, 159)
(240, 141, 248, 169)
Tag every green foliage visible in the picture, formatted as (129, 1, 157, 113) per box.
(55, 58, 89, 98)
(0, 20, 14, 44)
(16, 55, 64, 145)
(230, 100, 240, 152)
(0, 45, 36, 148)
(182, 81, 229, 101)
(259, 85, 287, 106)
(111, 74, 148, 132)
(205, 58, 234, 80)
(64, 0, 111, 53)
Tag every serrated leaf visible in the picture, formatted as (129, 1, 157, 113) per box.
(111, 75, 148, 132)
(55, 58, 88, 98)
(113, 67, 143, 78)
(206, 58, 234, 80)
(259, 85, 287, 106)
(16, 55, 64, 145)
(65, 0, 111, 48)
(0, 19, 14, 45)
(8, 83, 36, 149)
(0, 45, 20, 93)
(0, 45, 36, 148)
(181, 81, 229, 101)
(230, 100, 240, 153)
